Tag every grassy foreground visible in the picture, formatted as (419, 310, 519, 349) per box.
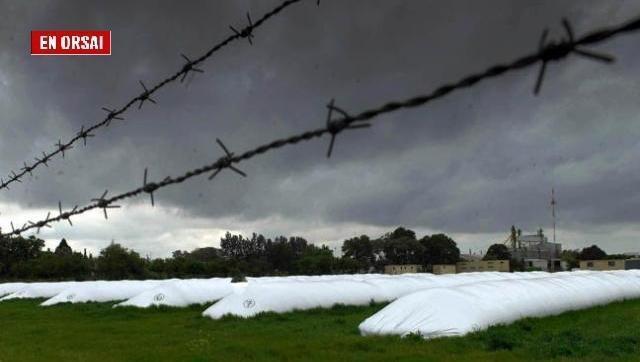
(1, 298, 640, 361)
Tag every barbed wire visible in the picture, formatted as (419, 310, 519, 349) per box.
(2, 13, 639, 237)
(0, 0, 313, 193)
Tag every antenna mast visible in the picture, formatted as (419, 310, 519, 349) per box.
(551, 188, 557, 243)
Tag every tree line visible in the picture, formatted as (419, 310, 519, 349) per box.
(1, 227, 621, 281)
(0, 227, 461, 281)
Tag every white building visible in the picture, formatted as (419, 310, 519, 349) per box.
(510, 230, 563, 271)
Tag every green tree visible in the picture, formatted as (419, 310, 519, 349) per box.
(0, 235, 45, 277)
(380, 227, 423, 265)
(54, 238, 73, 256)
(336, 257, 361, 274)
(578, 245, 607, 260)
(96, 243, 145, 280)
(420, 233, 460, 267)
(295, 245, 335, 275)
(561, 249, 580, 270)
(29, 251, 92, 280)
(341, 235, 374, 271)
(220, 232, 269, 262)
(483, 244, 511, 260)
(265, 236, 294, 273)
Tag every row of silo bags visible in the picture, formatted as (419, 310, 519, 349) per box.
(202, 271, 552, 318)
(4, 270, 639, 339)
(0, 279, 232, 306)
(0, 272, 548, 308)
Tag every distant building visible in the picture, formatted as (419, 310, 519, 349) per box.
(524, 258, 548, 271)
(384, 264, 423, 275)
(432, 264, 457, 275)
(625, 259, 640, 270)
(456, 260, 510, 273)
(579, 259, 625, 271)
(510, 229, 563, 271)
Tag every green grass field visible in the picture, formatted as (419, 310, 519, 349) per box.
(1, 298, 640, 361)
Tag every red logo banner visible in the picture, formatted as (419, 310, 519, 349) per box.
(31, 30, 111, 56)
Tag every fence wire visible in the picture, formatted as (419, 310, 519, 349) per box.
(0, 0, 311, 193)
(2, 13, 640, 237)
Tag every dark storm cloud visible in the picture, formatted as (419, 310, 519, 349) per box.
(1, 0, 640, 252)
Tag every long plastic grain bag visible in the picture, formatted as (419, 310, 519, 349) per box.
(41, 280, 167, 306)
(115, 278, 233, 308)
(0, 282, 29, 297)
(203, 271, 552, 319)
(1, 281, 85, 301)
(245, 274, 389, 284)
(359, 270, 640, 338)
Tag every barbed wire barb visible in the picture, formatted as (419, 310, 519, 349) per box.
(58, 201, 78, 226)
(21, 162, 33, 176)
(34, 152, 50, 167)
(77, 126, 95, 146)
(325, 99, 371, 158)
(143, 168, 159, 207)
(9, 221, 27, 235)
(209, 139, 247, 180)
(180, 54, 204, 83)
(534, 18, 615, 95)
(137, 81, 157, 109)
(28, 212, 52, 234)
(230, 12, 255, 45)
(91, 190, 121, 219)
(10, 171, 21, 183)
(101, 107, 124, 127)
(55, 140, 73, 159)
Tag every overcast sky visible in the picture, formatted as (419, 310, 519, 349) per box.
(1, 0, 639, 257)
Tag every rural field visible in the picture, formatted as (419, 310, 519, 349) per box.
(1, 298, 639, 361)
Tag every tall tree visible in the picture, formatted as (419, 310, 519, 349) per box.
(420, 233, 460, 266)
(561, 249, 580, 270)
(388, 227, 417, 241)
(341, 235, 374, 271)
(265, 236, 294, 273)
(220, 232, 243, 259)
(295, 245, 335, 275)
(187, 247, 221, 262)
(288, 236, 309, 258)
(383, 238, 424, 264)
(483, 244, 511, 260)
(578, 244, 607, 260)
(54, 238, 73, 256)
(96, 243, 145, 280)
(0, 235, 45, 277)
(380, 227, 423, 265)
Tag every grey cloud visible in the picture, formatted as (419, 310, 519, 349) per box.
(1, 0, 640, 255)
